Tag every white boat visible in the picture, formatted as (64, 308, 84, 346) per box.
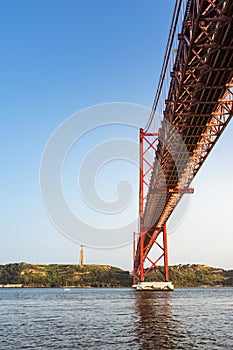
(64, 282, 70, 291)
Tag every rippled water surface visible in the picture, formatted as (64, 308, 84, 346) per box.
(0, 287, 233, 349)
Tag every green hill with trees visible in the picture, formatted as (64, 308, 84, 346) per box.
(146, 264, 233, 287)
(0, 263, 232, 288)
(0, 263, 131, 288)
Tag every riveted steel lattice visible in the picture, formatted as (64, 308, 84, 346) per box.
(134, 0, 233, 283)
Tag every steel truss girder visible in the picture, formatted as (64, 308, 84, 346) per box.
(135, 0, 233, 272)
(188, 82, 233, 177)
(144, 0, 233, 227)
(154, 81, 232, 230)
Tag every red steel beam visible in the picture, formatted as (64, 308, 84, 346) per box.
(134, 131, 171, 283)
(133, 0, 233, 282)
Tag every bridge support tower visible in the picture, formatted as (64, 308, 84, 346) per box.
(133, 129, 174, 291)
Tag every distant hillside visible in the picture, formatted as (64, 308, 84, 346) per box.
(146, 264, 233, 287)
(0, 263, 131, 288)
(0, 263, 232, 288)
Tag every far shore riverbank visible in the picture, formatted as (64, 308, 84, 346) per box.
(0, 263, 233, 288)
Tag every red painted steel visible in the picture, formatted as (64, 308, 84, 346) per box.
(139, 129, 144, 282)
(134, 130, 171, 283)
(163, 224, 169, 282)
(133, 0, 233, 284)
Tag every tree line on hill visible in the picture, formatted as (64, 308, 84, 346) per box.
(145, 264, 233, 287)
(0, 263, 131, 288)
(0, 263, 232, 288)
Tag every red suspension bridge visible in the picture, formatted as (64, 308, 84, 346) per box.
(133, 0, 233, 289)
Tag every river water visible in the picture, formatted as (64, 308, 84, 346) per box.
(0, 287, 232, 349)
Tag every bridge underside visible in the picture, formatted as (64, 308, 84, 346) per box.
(134, 0, 233, 284)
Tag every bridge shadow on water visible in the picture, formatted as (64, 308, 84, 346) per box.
(133, 292, 187, 350)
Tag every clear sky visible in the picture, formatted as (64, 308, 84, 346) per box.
(1, 0, 232, 271)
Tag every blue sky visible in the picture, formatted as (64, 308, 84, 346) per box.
(1, 1, 232, 270)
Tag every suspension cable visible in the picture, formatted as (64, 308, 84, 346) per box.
(144, 0, 184, 133)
